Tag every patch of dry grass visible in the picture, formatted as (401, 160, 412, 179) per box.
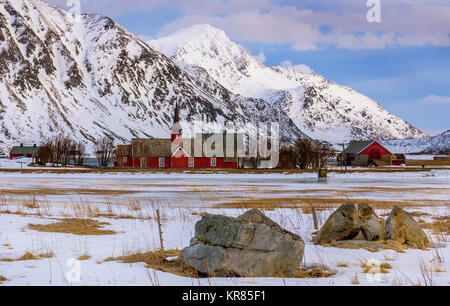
(334, 243, 379, 253)
(406, 160, 450, 167)
(0, 275, 7, 284)
(322, 240, 407, 253)
(39, 252, 54, 259)
(17, 251, 40, 261)
(77, 254, 91, 261)
(350, 273, 360, 285)
(419, 215, 450, 241)
(0, 188, 139, 196)
(28, 218, 116, 236)
(361, 261, 392, 274)
(215, 197, 444, 210)
(105, 250, 200, 278)
(297, 268, 336, 278)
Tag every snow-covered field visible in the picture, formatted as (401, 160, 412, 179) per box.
(0, 170, 448, 286)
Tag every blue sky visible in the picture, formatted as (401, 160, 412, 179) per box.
(46, 0, 450, 135)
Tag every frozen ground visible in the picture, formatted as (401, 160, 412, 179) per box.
(0, 170, 448, 286)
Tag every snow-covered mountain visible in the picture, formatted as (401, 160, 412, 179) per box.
(382, 130, 450, 154)
(150, 24, 425, 143)
(0, 0, 303, 152)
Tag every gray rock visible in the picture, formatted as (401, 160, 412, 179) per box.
(385, 206, 430, 249)
(358, 203, 385, 241)
(313, 202, 361, 244)
(182, 212, 305, 277)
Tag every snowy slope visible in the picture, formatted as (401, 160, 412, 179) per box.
(0, 0, 303, 152)
(382, 130, 450, 153)
(150, 24, 425, 143)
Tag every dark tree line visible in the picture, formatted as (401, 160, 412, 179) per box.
(37, 134, 87, 166)
(37, 135, 114, 167)
(279, 137, 335, 170)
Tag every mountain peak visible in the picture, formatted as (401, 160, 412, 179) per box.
(150, 24, 233, 58)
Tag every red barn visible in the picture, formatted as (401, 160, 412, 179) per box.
(116, 103, 241, 169)
(9, 144, 39, 160)
(342, 140, 393, 167)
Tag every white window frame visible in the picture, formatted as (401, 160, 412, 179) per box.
(123, 156, 127, 163)
(189, 157, 194, 168)
(140, 157, 146, 168)
(211, 157, 217, 167)
(159, 157, 165, 168)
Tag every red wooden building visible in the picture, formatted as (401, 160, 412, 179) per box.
(9, 144, 39, 160)
(342, 140, 393, 167)
(116, 104, 241, 169)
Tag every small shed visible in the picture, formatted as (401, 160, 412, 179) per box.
(342, 140, 392, 167)
(9, 144, 39, 160)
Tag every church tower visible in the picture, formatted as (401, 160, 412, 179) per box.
(171, 102, 183, 146)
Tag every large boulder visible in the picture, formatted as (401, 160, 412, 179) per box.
(313, 202, 361, 244)
(385, 206, 430, 249)
(357, 203, 385, 241)
(182, 211, 305, 277)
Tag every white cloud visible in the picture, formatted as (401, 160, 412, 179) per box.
(43, 0, 450, 51)
(420, 95, 450, 105)
(280, 61, 313, 74)
(422, 129, 444, 137)
(254, 51, 266, 64)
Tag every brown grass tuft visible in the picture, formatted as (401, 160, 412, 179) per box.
(39, 252, 54, 259)
(18, 251, 40, 261)
(351, 273, 360, 285)
(297, 268, 336, 278)
(105, 250, 199, 278)
(77, 254, 91, 261)
(0, 275, 7, 284)
(361, 261, 392, 274)
(28, 218, 116, 236)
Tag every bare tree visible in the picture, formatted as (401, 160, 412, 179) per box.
(37, 141, 53, 165)
(95, 137, 114, 167)
(278, 137, 296, 169)
(73, 141, 87, 166)
(293, 137, 316, 169)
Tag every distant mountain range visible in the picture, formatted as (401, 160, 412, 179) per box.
(150, 24, 425, 143)
(382, 130, 450, 154)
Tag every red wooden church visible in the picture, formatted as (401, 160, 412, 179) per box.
(116, 104, 241, 169)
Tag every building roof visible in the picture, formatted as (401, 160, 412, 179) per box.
(343, 141, 375, 155)
(10, 145, 38, 155)
(117, 144, 132, 156)
(131, 138, 172, 157)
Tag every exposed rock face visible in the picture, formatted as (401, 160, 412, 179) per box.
(358, 203, 385, 241)
(385, 206, 430, 249)
(313, 203, 361, 244)
(182, 212, 305, 277)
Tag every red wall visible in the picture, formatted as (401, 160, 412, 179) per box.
(117, 156, 132, 167)
(132, 157, 171, 168)
(172, 156, 189, 168)
(392, 160, 406, 166)
(10, 154, 34, 160)
(10, 154, 23, 160)
(359, 141, 392, 156)
(128, 156, 238, 169)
